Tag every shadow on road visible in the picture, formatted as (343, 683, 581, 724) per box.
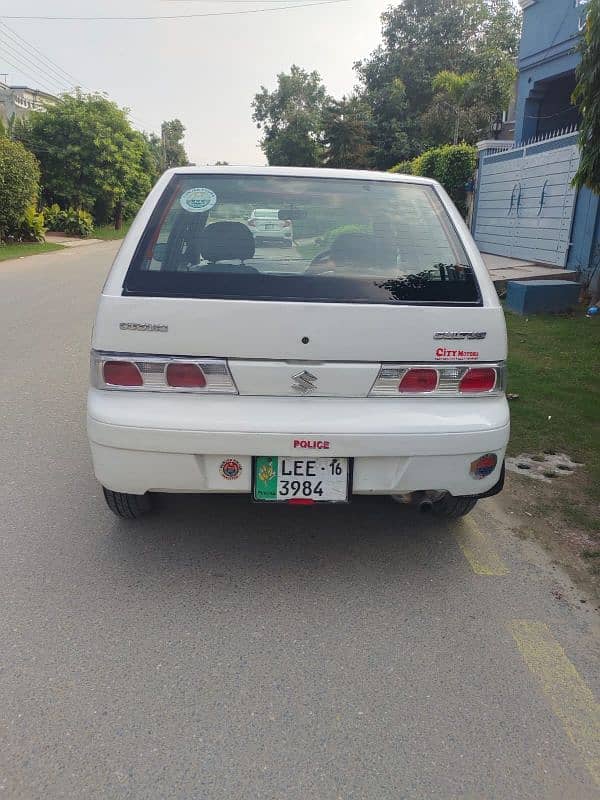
(97, 494, 464, 591)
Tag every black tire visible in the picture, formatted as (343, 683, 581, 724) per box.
(102, 487, 153, 519)
(431, 493, 478, 519)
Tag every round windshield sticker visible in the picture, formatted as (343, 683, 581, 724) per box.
(180, 187, 217, 213)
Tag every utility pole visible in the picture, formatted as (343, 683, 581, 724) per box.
(161, 124, 167, 172)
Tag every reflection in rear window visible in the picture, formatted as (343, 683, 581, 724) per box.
(124, 174, 480, 305)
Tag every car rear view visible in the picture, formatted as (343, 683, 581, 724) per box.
(247, 208, 293, 246)
(87, 167, 509, 518)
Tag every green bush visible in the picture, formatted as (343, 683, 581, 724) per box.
(15, 205, 47, 242)
(0, 138, 40, 242)
(321, 224, 371, 250)
(63, 208, 94, 237)
(433, 144, 477, 217)
(42, 204, 94, 237)
(413, 147, 442, 180)
(42, 203, 66, 231)
(410, 143, 476, 217)
(389, 160, 414, 175)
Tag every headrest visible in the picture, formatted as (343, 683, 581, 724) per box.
(200, 221, 255, 263)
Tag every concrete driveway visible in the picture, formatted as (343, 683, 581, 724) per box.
(0, 243, 598, 799)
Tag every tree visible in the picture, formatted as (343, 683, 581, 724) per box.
(0, 138, 40, 241)
(0, 113, 17, 139)
(15, 93, 154, 228)
(161, 119, 189, 170)
(573, 0, 600, 194)
(144, 131, 165, 177)
(322, 96, 373, 169)
(431, 71, 477, 144)
(252, 65, 330, 166)
(354, 0, 520, 166)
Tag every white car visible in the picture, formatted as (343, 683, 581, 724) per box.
(247, 208, 293, 246)
(87, 166, 509, 519)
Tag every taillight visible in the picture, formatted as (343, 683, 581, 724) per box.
(103, 360, 143, 387)
(166, 362, 207, 388)
(398, 368, 438, 393)
(370, 363, 505, 396)
(282, 220, 292, 228)
(459, 367, 497, 393)
(91, 352, 237, 394)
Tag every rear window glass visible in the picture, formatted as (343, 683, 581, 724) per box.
(124, 174, 480, 305)
(252, 209, 279, 219)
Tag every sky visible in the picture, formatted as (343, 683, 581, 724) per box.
(0, 0, 393, 165)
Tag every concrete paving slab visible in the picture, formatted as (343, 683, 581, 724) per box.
(480, 252, 578, 287)
(46, 233, 102, 248)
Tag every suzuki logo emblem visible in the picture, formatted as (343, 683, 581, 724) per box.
(291, 370, 318, 394)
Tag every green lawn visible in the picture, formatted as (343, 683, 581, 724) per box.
(505, 309, 600, 491)
(93, 221, 132, 240)
(0, 242, 65, 262)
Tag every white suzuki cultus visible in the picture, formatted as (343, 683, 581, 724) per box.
(88, 167, 509, 519)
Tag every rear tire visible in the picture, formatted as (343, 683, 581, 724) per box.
(102, 487, 153, 519)
(430, 494, 478, 519)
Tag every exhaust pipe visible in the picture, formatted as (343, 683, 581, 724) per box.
(418, 499, 433, 513)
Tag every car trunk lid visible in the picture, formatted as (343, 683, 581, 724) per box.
(93, 295, 506, 397)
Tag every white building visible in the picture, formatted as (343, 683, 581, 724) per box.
(0, 83, 58, 127)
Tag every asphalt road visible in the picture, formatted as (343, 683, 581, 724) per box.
(1, 242, 599, 800)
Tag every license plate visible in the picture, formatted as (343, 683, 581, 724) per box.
(264, 224, 278, 230)
(254, 457, 350, 503)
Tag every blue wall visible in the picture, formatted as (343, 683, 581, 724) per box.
(515, 0, 587, 141)
(567, 187, 600, 271)
(473, 0, 599, 273)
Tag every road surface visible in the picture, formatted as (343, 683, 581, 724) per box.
(0, 242, 598, 799)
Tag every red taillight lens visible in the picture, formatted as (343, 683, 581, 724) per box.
(103, 361, 143, 387)
(459, 367, 497, 393)
(398, 368, 438, 393)
(166, 362, 207, 388)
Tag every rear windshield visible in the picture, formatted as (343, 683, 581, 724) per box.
(253, 209, 279, 218)
(124, 174, 480, 305)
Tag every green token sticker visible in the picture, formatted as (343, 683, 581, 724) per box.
(254, 457, 278, 501)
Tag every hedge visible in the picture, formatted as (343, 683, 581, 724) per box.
(390, 143, 476, 217)
(0, 138, 41, 241)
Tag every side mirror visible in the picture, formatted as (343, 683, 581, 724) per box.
(278, 208, 307, 220)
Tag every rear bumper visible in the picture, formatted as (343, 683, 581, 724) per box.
(87, 390, 510, 496)
(252, 230, 291, 240)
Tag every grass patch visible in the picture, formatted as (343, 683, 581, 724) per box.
(506, 309, 600, 496)
(581, 549, 600, 559)
(561, 503, 600, 534)
(0, 241, 65, 262)
(93, 221, 132, 240)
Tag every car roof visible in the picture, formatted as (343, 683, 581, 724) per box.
(163, 165, 438, 187)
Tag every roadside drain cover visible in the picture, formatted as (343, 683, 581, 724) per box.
(506, 453, 583, 483)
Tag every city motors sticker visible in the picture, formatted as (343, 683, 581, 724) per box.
(435, 347, 480, 361)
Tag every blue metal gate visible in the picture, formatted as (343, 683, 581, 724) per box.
(473, 131, 580, 266)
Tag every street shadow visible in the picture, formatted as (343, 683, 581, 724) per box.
(96, 493, 466, 592)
